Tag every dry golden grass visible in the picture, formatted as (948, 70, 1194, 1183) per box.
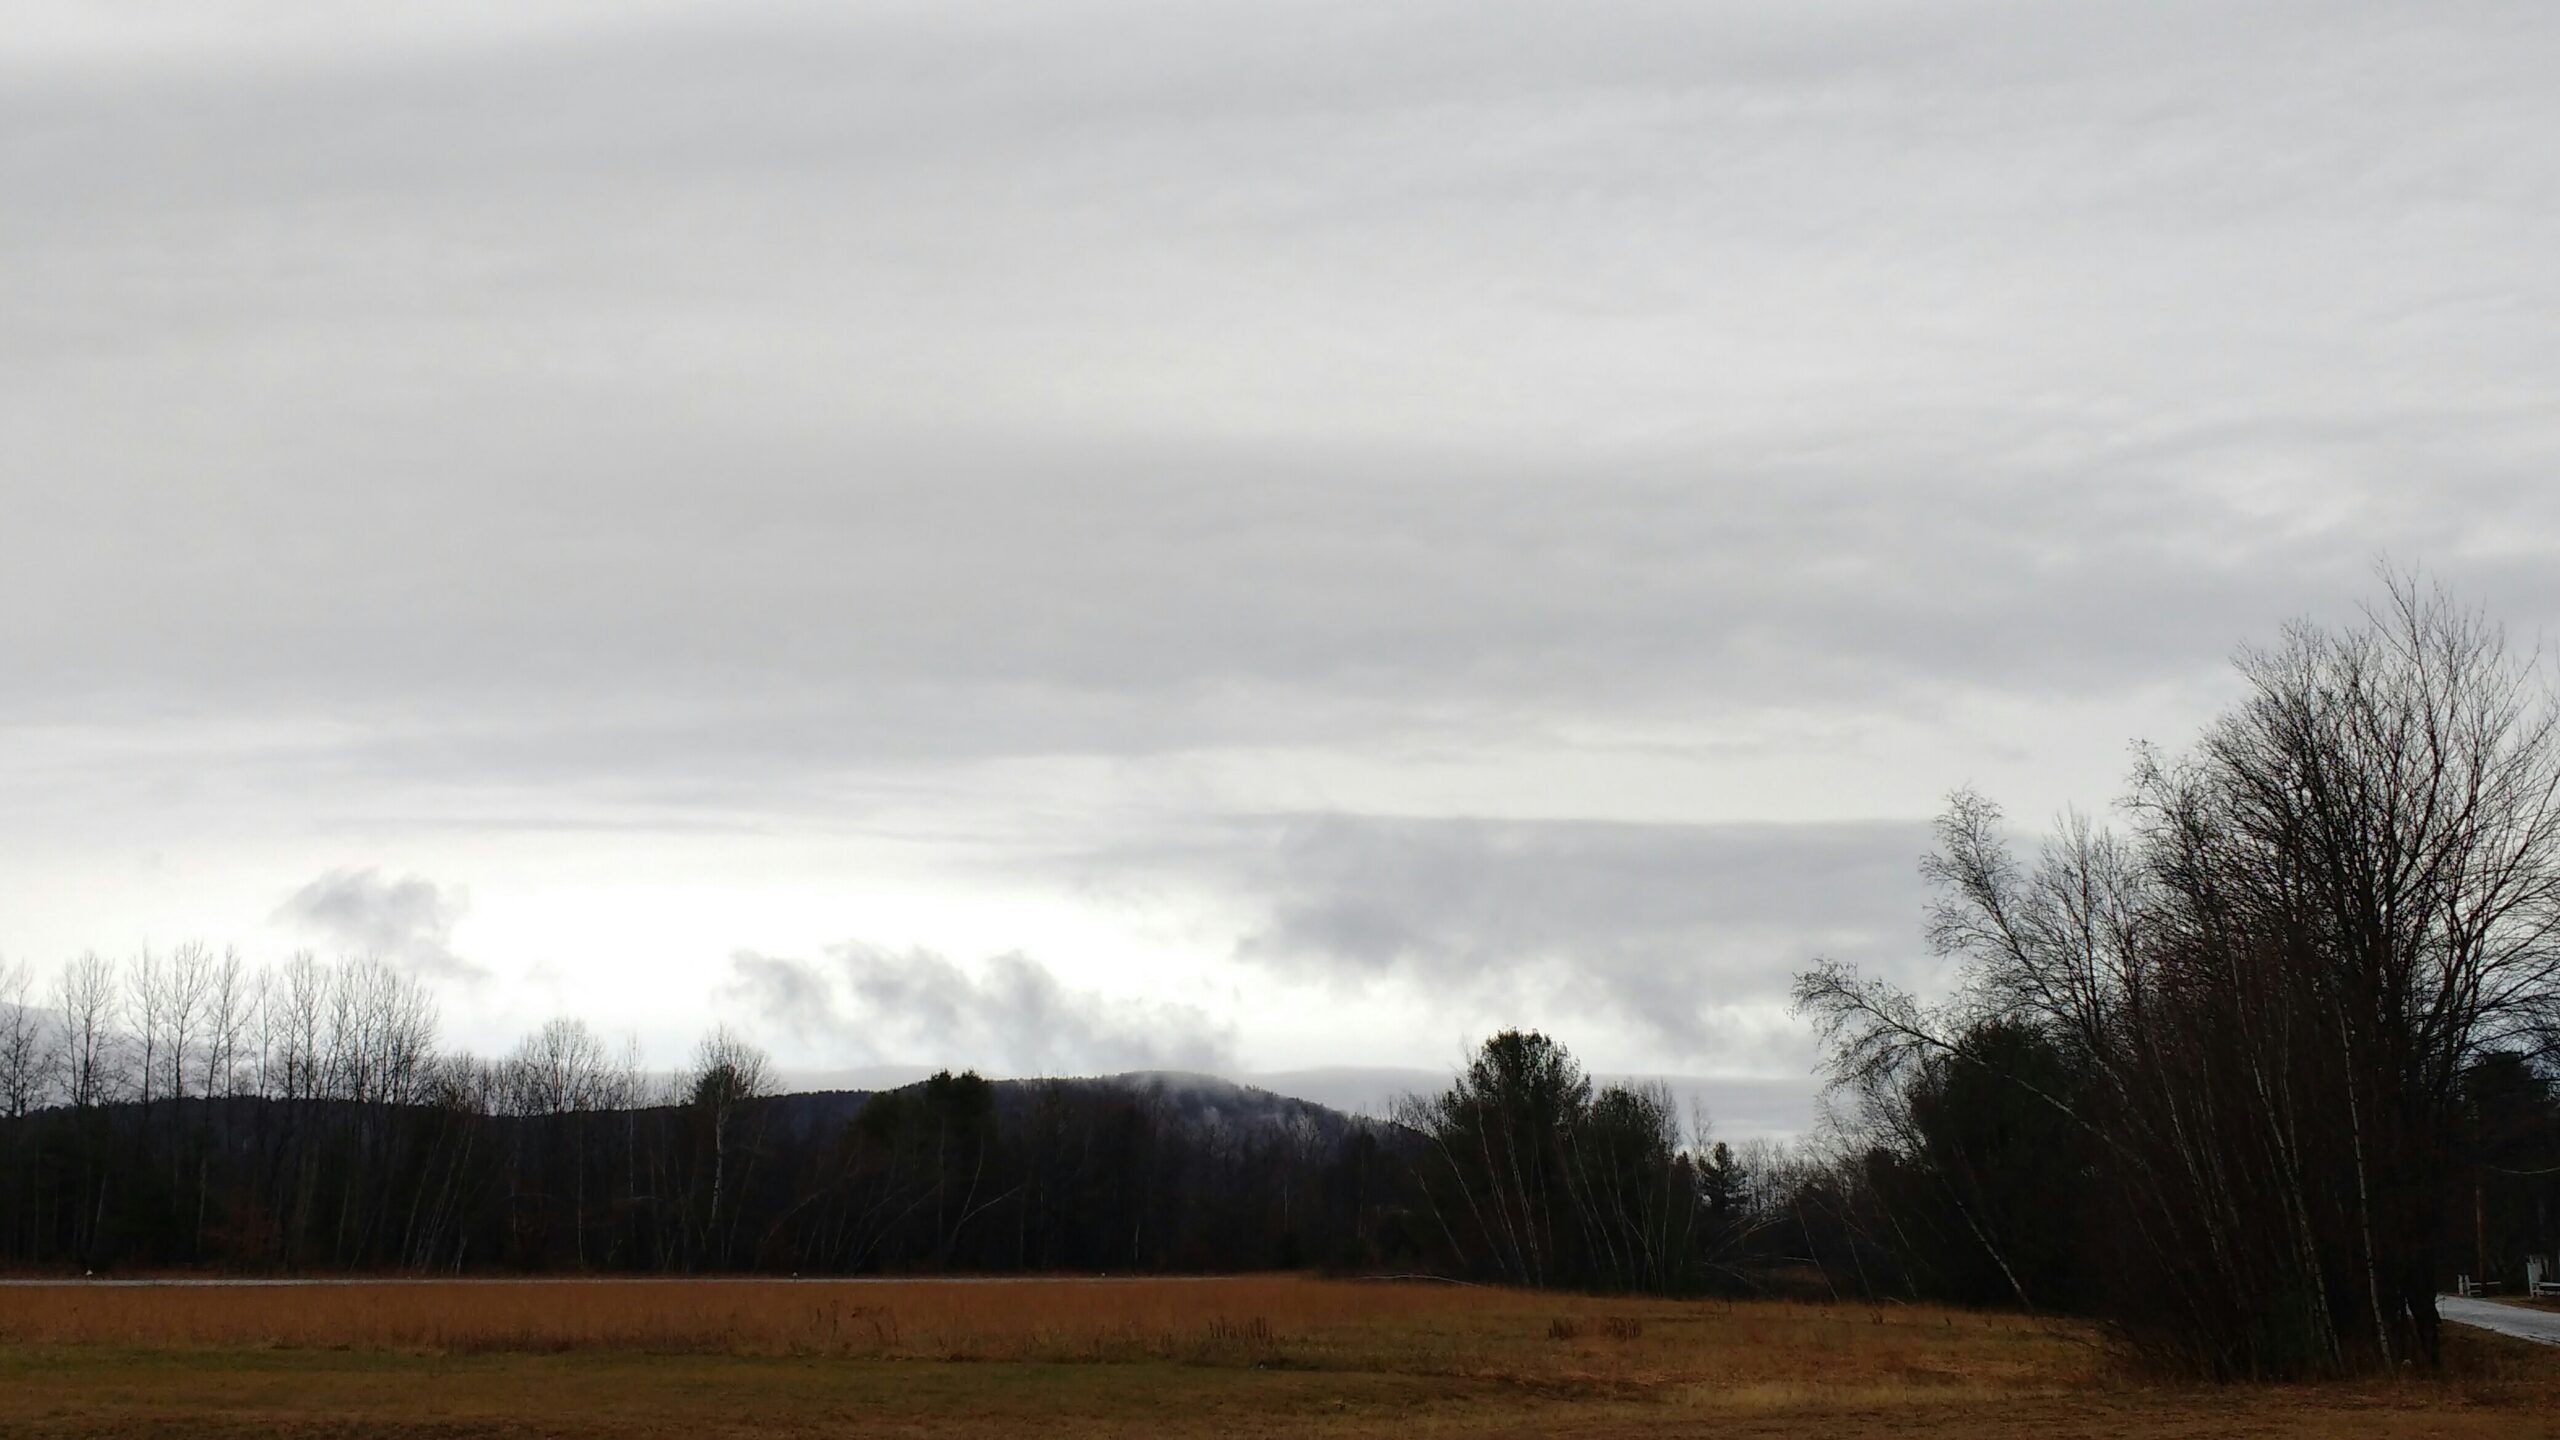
(0, 1276, 2071, 1379)
(1, 1277, 2554, 1437)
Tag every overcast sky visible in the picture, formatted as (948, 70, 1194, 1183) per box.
(6, 1, 2558, 1133)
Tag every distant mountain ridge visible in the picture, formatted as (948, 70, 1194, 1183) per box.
(759, 1069, 1384, 1149)
(773, 1065, 1814, 1139)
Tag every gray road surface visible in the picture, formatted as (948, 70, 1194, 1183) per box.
(2439, 1293, 2560, 1344)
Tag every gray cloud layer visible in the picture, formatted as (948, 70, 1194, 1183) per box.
(1069, 813, 1939, 1072)
(725, 943, 1237, 1076)
(9, 1, 2560, 803)
(8, 3, 2560, 1086)
(274, 868, 482, 981)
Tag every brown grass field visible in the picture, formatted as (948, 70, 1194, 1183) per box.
(3, 1276, 2557, 1437)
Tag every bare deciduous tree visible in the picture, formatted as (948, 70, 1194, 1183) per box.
(164, 941, 214, 1106)
(53, 951, 122, 1110)
(686, 1024, 773, 1267)
(202, 947, 250, 1102)
(0, 958, 56, 1118)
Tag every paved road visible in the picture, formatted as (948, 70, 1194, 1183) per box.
(2439, 1294, 2560, 1344)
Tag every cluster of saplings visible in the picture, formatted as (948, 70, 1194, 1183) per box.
(1796, 577, 2560, 1380)
(0, 947, 1772, 1289)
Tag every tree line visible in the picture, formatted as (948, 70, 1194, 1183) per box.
(0, 944, 1777, 1289)
(1795, 577, 2560, 1378)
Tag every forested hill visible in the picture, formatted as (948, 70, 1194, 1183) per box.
(0, 1064, 1420, 1278)
(761, 1070, 1380, 1149)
